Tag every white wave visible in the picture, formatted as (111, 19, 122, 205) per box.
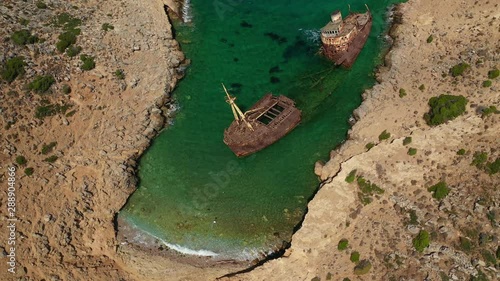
(182, 0, 193, 23)
(299, 28, 321, 44)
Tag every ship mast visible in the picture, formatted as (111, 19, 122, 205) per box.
(222, 84, 254, 131)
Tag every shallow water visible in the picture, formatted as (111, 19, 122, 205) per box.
(120, 0, 403, 261)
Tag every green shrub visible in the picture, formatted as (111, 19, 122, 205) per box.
(481, 106, 499, 117)
(427, 181, 450, 200)
(338, 239, 349, 250)
(450, 62, 470, 77)
(350, 251, 360, 263)
(53, 13, 82, 31)
(56, 29, 80, 53)
(35, 102, 72, 119)
(114, 69, 125, 79)
(36, 1, 47, 9)
(408, 148, 417, 156)
(407, 209, 418, 225)
(345, 170, 357, 183)
(413, 230, 430, 252)
(1, 56, 25, 83)
(471, 151, 488, 168)
(353, 260, 371, 275)
(459, 237, 472, 252)
(11, 29, 38, 45)
(342, 278, 351, 281)
(80, 54, 95, 71)
(24, 167, 34, 176)
(66, 45, 82, 57)
(481, 250, 496, 266)
(470, 270, 489, 281)
(41, 142, 57, 155)
(426, 35, 434, 43)
(29, 75, 55, 93)
(424, 94, 468, 126)
(399, 88, 407, 98)
(496, 246, 500, 259)
(62, 84, 71, 94)
(102, 23, 114, 31)
(326, 272, 332, 280)
(418, 84, 425, 91)
(485, 158, 499, 175)
(487, 69, 499, 79)
(365, 142, 374, 151)
(482, 80, 492, 87)
(19, 18, 30, 26)
(311, 277, 320, 281)
(457, 149, 466, 155)
(403, 137, 412, 145)
(378, 130, 391, 141)
(16, 156, 27, 165)
(44, 155, 58, 163)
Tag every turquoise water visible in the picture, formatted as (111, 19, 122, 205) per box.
(120, 0, 403, 261)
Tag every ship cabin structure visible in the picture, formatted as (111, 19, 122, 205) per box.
(320, 10, 369, 53)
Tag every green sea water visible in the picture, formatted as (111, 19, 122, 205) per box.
(120, 0, 403, 261)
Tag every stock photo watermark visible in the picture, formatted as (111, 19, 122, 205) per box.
(6, 166, 17, 274)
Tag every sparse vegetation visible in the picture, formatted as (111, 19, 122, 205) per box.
(66, 45, 82, 57)
(487, 69, 499, 79)
(54, 13, 82, 53)
(408, 148, 417, 156)
(357, 176, 384, 205)
(413, 230, 430, 252)
(378, 130, 391, 141)
(19, 18, 30, 26)
(11, 29, 38, 45)
(450, 62, 470, 77)
(459, 236, 473, 252)
(28, 75, 55, 93)
(41, 142, 57, 155)
(350, 251, 360, 263)
(471, 151, 488, 169)
(44, 155, 58, 163)
(482, 80, 492, 87)
(426, 35, 434, 43)
(1, 56, 25, 83)
(345, 170, 357, 183)
(102, 23, 114, 31)
(485, 158, 499, 175)
(24, 167, 34, 176)
(353, 260, 372, 275)
(62, 84, 71, 94)
(80, 54, 95, 71)
(403, 137, 412, 145)
(418, 84, 425, 91)
(338, 239, 349, 250)
(424, 94, 468, 126)
(427, 181, 450, 200)
(16, 156, 27, 165)
(114, 69, 125, 80)
(407, 209, 418, 226)
(35, 102, 72, 119)
(365, 142, 375, 151)
(36, 1, 48, 9)
(481, 106, 499, 118)
(399, 88, 407, 98)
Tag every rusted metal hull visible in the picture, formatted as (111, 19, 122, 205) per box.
(322, 14, 373, 68)
(223, 94, 301, 157)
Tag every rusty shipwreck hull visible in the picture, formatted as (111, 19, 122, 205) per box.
(322, 14, 373, 68)
(223, 94, 301, 157)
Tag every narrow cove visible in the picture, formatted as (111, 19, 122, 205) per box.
(119, 0, 404, 262)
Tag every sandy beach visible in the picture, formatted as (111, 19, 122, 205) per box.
(1, 0, 498, 280)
